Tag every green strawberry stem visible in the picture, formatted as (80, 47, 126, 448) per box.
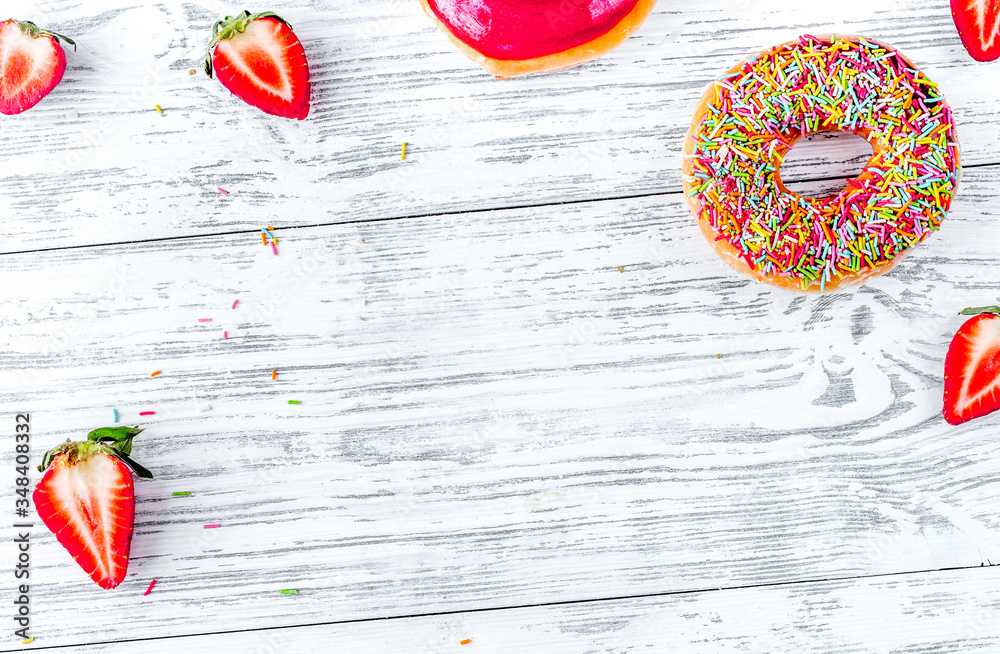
(959, 305, 1000, 316)
(38, 427, 153, 479)
(87, 426, 143, 456)
(11, 19, 75, 51)
(204, 10, 289, 78)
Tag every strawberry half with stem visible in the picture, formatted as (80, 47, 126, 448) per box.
(0, 19, 74, 115)
(943, 305, 1000, 425)
(33, 427, 152, 589)
(951, 0, 1000, 62)
(205, 11, 310, 120)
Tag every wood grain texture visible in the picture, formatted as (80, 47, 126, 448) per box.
(1, 0, 996, 252)
(2, 165, 999, 647)
(65, 567, 1000, 653)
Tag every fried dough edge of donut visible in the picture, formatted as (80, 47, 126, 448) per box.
(681, 35, 960, 293)
(419, 0, 658, 78)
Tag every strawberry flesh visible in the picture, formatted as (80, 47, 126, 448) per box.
(208, 13, 310, 120)
(951, 0, 1000, 62)
(34, 451, 134, 588)
(0, 20, 70, 115)
(944, 311, 1000, 425)
(33, 428, 150, 589)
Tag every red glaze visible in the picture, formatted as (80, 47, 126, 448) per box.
(425, 0, 640, 60)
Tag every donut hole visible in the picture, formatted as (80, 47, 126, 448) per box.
(778, 131, 874, 199)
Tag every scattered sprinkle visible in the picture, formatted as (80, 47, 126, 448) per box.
(203, 524, 220, 529)
(173, 491, 191, 496)
(22, 638, 34, 645)
(223, 331, 228, 340)
(287, 400, 300, 405)
(199, 318, 212, 323)
(150, 370, 162, 377)
(218, 187, 229, 195)
(272, 370, 277, 380)
(686, 36, 958, 290)
(189, 69, 196, 75)
(261, 232, 268, 246)
(113, 409, 119, 423)
(231, 299, 239, 310)
(716, 354, 722, 359)
(139, 411, 155, 416)
(279, 589, 299, 594)
(460, 639, 471, 645)
(617, 266, 624, 273)
(267, 225, 274, 230)
(144, 579, 157, 596)
(401, 142, 407, 160)
(271, 239, 278, 256)
(154, 104, 163, 115)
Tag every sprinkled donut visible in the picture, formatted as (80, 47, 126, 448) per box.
(682, 35, 960, 292)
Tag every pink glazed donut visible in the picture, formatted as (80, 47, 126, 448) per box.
(420, 0, 658, 77)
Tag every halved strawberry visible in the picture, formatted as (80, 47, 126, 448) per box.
(205, 11, 310, 120)
(0, 19, 74, 115)
(951, 0, 1000, 62)
(33, 427, 152, 589)
(943, 306, 1000, 425)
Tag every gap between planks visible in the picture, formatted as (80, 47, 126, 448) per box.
(11, 563, 996, 653)
(3, 159, 997, 261)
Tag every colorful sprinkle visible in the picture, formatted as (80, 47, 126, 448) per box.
(231, 299, 239, 310)
(684, 36, 958, 290)
(287, 400, 300, 405)
(144, 579, 157, 595)
(150, 370, 161, 377)
(223, 331, 228, 340)
(279, 589, 299, 594)
(139, 411, 155, 416)
(203, 524, 220, 529)
(22, 638, 34, 645)
(401, 142, 407, 160)
(173, 492, 191, 496)
(154, 104, 162, 114)
(272, 370, 277, 380)
(199, 318, 212, 323)
(218, 187, 229, 195)
(261, 232, 268, 246)
(271, 239, 278, 256)
(113, 409, 118, 423)
(460, 639, 471, 645)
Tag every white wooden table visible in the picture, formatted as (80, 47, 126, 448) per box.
(3, 0, 1000, 651)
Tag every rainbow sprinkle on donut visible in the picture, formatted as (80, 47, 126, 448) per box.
(683, 35, 960, 291)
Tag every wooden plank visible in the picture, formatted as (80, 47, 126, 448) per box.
(1, 0, 991, 252)
(49, 567, 1000, 652)
(3, 165, 1000, 646)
